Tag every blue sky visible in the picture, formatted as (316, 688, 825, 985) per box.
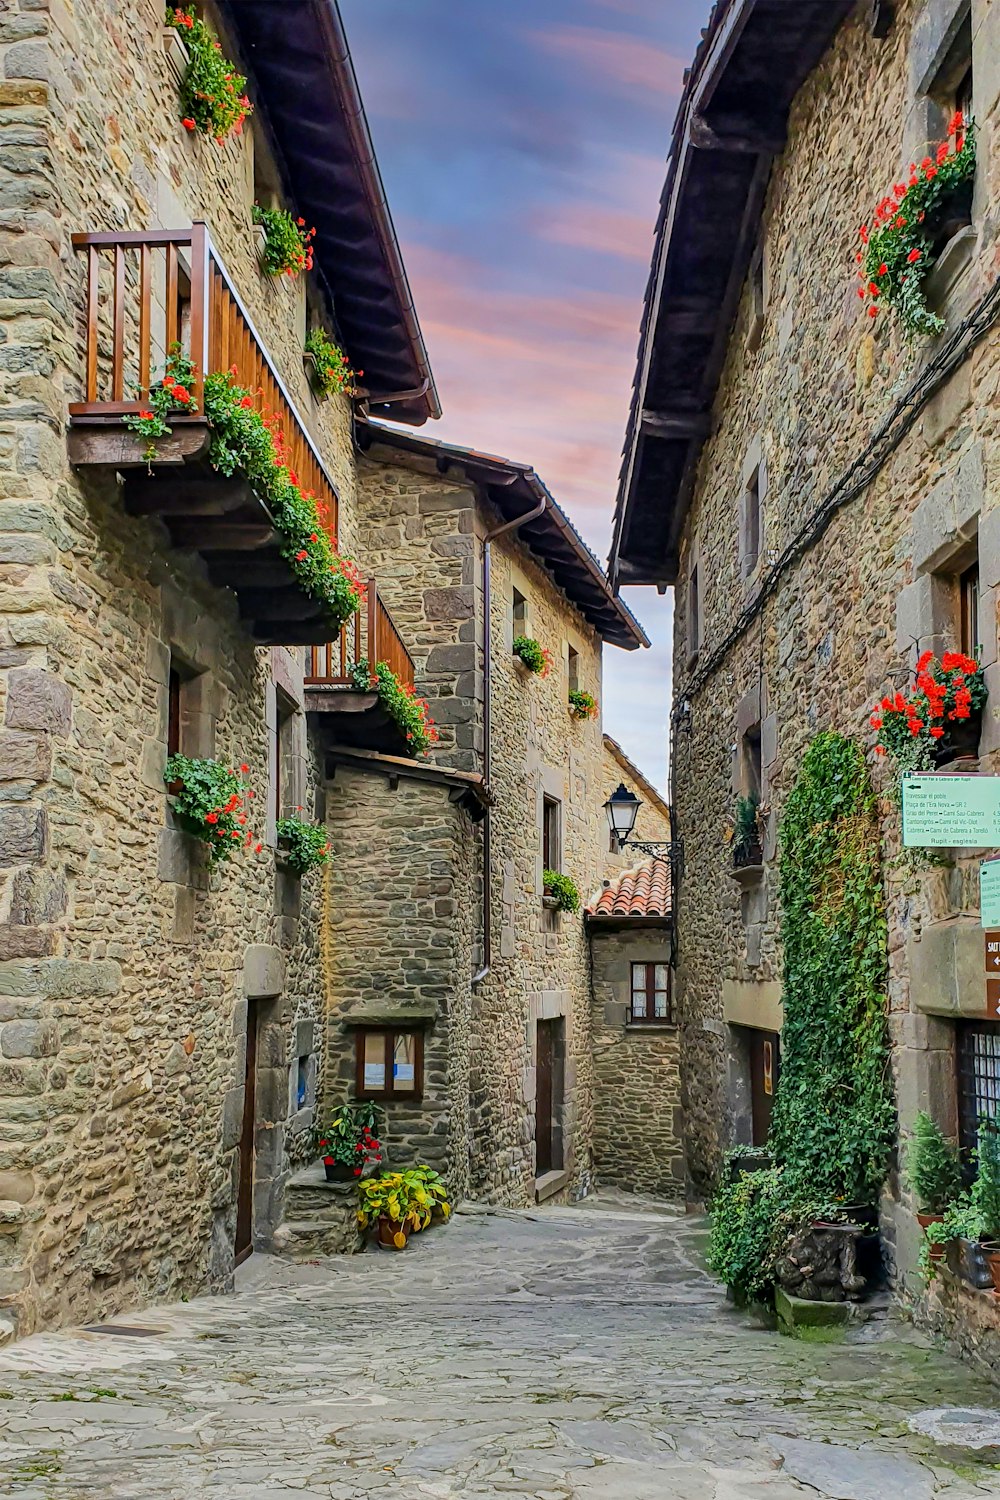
(343, 0, 711, 792)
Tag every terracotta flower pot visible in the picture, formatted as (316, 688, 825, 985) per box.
(376, 1216, 410, 1251)
(981, 1241, 1000, 1293)
(917, 1211, 945, 1262)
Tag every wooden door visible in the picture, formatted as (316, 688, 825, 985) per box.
(749, 1030, 779, 1147)
(235, 1001, 259, 1266)
(536, 1020, 554, 1177)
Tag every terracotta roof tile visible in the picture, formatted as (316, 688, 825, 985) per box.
(587, 857, 672, 919)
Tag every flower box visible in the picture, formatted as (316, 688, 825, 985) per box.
(162, 26, 189, 87)
(303, 349, 326, 398)
(542, 893, 560, 911)
(931, 706, 982, 766)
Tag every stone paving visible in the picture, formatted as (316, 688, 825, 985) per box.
(0, 1197, 999, 1498)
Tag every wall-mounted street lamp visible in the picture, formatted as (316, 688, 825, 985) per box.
(603, 783, 673, 859)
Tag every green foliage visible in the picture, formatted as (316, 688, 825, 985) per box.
(305, 327, 359, 398)
(349, 659, 437, 755)
(165, 755, 256, 862)
(731, 791, 762, 864)
(974, 1117, 1000, 1238)
(859, 118, 975, 338)
(568, 688, 598, 721)
(707, 1166, 843, 1305)
(253, 204, 315, 277)
(316, 1101, 382, 1169)
(905, 1111, 962, 1215)
(123, 346, 196, 463)
(512, 636, 551, 675)
(202, 370, 364, 632)
(276, 815, 330, 875)
(921, 1194, 987, 1280)
(768, 733, 895, 1206)
(543, 870, 580, 913)
(167, 7, 251, 141)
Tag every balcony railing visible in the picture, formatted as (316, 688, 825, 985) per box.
(70, 221, 338, 542)
(305, 579, 415, 691)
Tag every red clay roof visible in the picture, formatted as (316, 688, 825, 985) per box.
(588, 858, 672, 920)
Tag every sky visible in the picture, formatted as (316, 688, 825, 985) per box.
(342, 0, 710, 794)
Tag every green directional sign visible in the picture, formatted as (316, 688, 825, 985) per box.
(983, 863, 1000, 929)
(902, 775, 1000, 849)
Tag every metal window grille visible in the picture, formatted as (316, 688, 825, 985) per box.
(957, 1022, 1000, 1157)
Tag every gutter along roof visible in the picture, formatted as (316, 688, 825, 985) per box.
(357, 422, 649, 652)
(221, 0, 440, 426)
(608, 0, 855, 589)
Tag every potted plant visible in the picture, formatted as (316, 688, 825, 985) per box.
(543, 870, 580, 914)
(924, 1196, 991, 1287)
(252, 204, 316, 278)
(905, 1111, 962, 1260)
(357, 1172, 416, 1250)
(317, 1103, 383, 1182)
(729, 792, 764, 869)
(871, 649, 987, 788)
(166, 7, 252, 142)
(348, 659, 438, 756)
(568, 689, 598, 721)
(975, 1116, 1000, 1291)
(276, 812, 330, 875)
(512, 636, 552, 676)
(304, 328, 361, 399)
(163, 754, 261, 862)
(398, 1166, 452, 1231)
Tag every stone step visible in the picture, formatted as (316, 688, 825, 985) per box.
(272, 1217, 365, 1260)
(275, 1160, 365, 1259)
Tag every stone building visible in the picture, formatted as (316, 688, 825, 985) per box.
(600, 733, 672, 875)
(610, 0, 1000, 1363)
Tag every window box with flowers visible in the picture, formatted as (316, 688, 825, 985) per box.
(253, 205, 315, 279)
(543, 870, 580, 914)
(165, 7, 252, 143)
(870, 649, 987, 792)
(304, 328, 361, 401)
(164, 755, 261, 862)
(276, 814, 330, 876)
(568, 689, 598, 721)
(349, 659, 438, 756)
(513, 635, 552, 676)
(856, 113, 975, 340)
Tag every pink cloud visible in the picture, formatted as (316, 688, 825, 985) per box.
(528, 25, 687, 102)
(536, 204, 654, 261)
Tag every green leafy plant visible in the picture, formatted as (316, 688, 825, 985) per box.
(708, 1166, 844, 1305)
(253, 204, 315, 277)
(729, 791, 763, 866)
(975, 1116, 1000, 1239)
(164, 754, 259, 862)
(397, 1166, 451, 1230)
(276, 814, 330, 875)
(356, 1171, 417, 1236)
(905, 1111, 962, 1215)
(543, 869, 580, 913)
(349, 659, 437, 755)
(857, 114, 975, 338)
(304, 327, 360, 398)
(921, 1194, 986, 1280)
(513, 636, 552, 676)
(568, 688, 598, 721)
(167, 7, 252, 142)
(768, 733, 895, 1208)
(122, 345, 197, 463)
(871, 649, 986, 791)
(316, 1102, 383, 1172)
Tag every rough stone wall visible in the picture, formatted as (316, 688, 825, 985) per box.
(321, 768, 476, 1200)
(589, 927, 683, 1200)
(0, 0, 357, 1339)
(351, 457, 610, 1207)
(668, 0, 1000, 1351)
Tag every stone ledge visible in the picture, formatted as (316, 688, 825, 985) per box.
(535, 1168, 570, 1203)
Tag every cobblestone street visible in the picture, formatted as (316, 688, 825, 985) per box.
(0, 1200, 998, 1498)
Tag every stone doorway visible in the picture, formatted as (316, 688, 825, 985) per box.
(535, 1017, 565, 1178)
(235, 999, 260, 1266)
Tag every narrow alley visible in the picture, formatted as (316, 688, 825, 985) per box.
(0, 1201, 997, 1499)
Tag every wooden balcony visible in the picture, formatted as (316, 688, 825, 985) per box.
(68, 221, 348, 646)
(304, 579, 417, 754)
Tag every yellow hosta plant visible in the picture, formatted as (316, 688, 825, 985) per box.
(356, 1166, 452, 1233)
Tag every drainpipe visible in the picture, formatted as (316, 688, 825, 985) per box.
(471, 487, 548, 986)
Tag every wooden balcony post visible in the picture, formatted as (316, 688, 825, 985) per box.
(367, 579, 378, 686)
(189, 220, 210, 409)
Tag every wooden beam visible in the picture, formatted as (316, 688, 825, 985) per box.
(67, 422, 210, 469)
(238, 589, 325, 622)
(124, 477, 252, 517)
(640, 409, 712, 441)
(689, 110, 785, 156)
(206, 556, 294, 588)
(167, 522, 278, 552)
(255, 622, 341, 647)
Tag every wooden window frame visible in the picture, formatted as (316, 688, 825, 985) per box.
(960, 560, 981, 659)
(354, 1027, 424, 1102)
(629, 961, 675, 1025)
(542, 795, 562, 873)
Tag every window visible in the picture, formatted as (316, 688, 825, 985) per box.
(512, 586, 527, 634)
(688, 562, 700, 658)
(296, 1055, 310, 1111)
(741, 467, 761, 577)
(630, 962, 674, 1024)
(355, 1028, 424, 1100)
(567, 645, 580, 695)
(957, 1021, 1000, 1166)
(927, 13, 973, 249)
(168, 667, 182, 760)
(741, 724, 763, 801)
(960, 561, 981, 658)
(273, 691, 297, 824)
(542, 796, 561, 872)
